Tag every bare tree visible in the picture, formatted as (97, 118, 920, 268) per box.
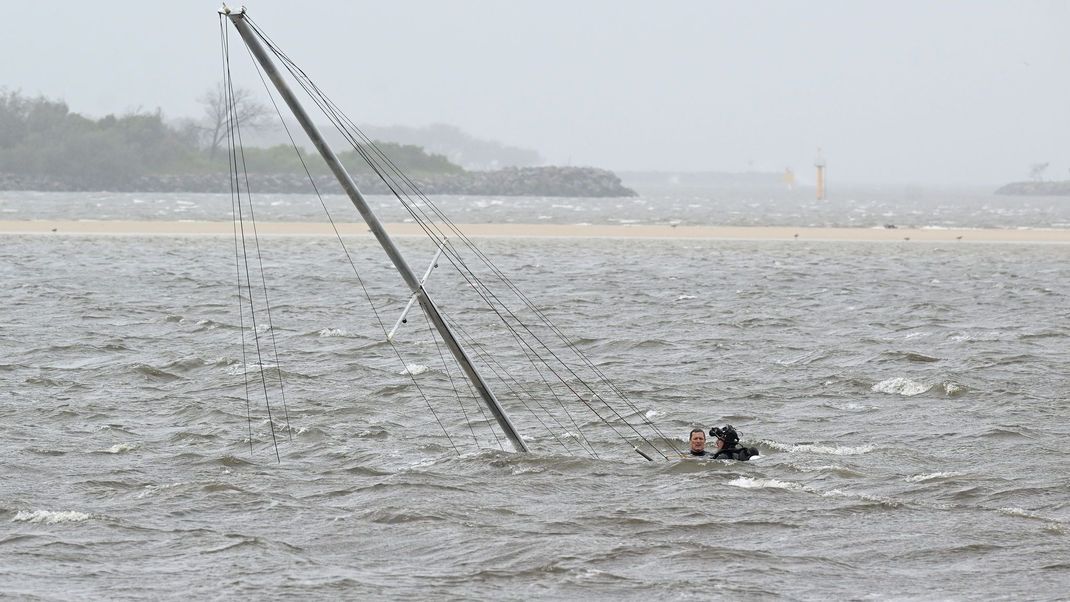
(199, 82, 269, 158)
(1029, 162, 1050, 182)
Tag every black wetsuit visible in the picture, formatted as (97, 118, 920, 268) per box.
(689, 450, 709, 457)
(711, 446, 759, 461)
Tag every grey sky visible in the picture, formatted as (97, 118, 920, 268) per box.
(3, 1, 1068, 184)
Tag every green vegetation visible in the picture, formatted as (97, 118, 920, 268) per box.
(0, 90, 463, 187)
(236, 143, 463, 176)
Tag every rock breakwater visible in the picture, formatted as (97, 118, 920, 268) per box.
(994, 181, 1070, 196)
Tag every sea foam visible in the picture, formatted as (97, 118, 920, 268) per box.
(872, 377, 931, 396)
(906, 471, 960, 483)
(727, 477, 802, 491)
(764, 440, 876, 455)
(102, 443, 137, 454)
(400, 364, 429, 376)
(12, 510, 91, 524)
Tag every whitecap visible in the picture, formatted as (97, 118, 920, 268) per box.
(137, 482, 184, 499)
(764, 440, 875, 455)
(872, 377, 931, 396)
(318, 328, 348, 337)
(943, 382, 965, 396)
(996, 506, 1061, 525)
(675, 295, 696, 301)
(802, 444, 874, 455)
(400, 364, 428, 376)
(728, 477, 802, 491)
(797, 464, 848, 473)
(103, 443, 137, 454)
(820, 489, 893, 505)
(905, 471, 959, 483)
(224, 362, 277, 376)
(12, 510, 91, 524)
(831, 402, 868, 411)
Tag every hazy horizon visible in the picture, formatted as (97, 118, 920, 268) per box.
(3, 1, 1069, 186)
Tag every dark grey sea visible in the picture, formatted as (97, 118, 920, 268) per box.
(1, 189, 1068, 599)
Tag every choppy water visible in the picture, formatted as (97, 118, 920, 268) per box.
(2, 185, 1070, 228)
(2, 192, 1070, 599)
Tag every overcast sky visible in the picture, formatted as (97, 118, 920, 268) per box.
(3, 1, 1069, 184)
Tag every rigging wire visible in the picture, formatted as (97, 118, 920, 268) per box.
(238, 15, 676, 459)
(227, 45, 293, 445)
(271, 64, 675, 457)
(417, 308, 481, 449)
(222, 15, 281, 461)
(443, 315, 600, 459)
(246, 14, 672, 458)
(238, 30, 461, 455)
(221, 16, 255, 456)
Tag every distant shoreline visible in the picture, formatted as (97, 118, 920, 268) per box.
(3, 220, 1069, 243)
(0, 166, 637, 198)
(994, 181, 1070, 196)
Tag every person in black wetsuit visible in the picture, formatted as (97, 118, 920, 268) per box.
(686, 428, 709, 457)
(709, 425, 760, 461)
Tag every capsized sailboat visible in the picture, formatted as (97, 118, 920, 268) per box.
(218, 6, 678, 461)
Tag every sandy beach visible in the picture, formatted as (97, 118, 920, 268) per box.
(2, 219, 1070, 243)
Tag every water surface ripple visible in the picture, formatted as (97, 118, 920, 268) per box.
(2, 225, 1069, 598)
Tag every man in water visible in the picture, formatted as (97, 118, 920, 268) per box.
(686, 428, 709, 457)
(709, 425, 759, 461)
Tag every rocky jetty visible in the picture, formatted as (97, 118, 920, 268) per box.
(0, 166, 636, 198)
(994, 181, 1070, 196)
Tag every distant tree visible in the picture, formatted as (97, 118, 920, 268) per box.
(198, 82, 270, 159)
(0, 90, 203, 185)
(1030, 162, 1050, 182)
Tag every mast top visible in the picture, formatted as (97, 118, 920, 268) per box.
(218, 4, 246, 17)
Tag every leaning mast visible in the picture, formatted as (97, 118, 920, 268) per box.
(223, 7, 528, 453)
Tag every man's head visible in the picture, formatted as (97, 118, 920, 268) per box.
(710, 425, 740, 449)
(689, 428, 706, 453)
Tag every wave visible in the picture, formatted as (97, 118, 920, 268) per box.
(399, 363, 429, 376)
(942, 381, 968, 396)
(132, 363, 183, 381)
(25, 447, 67, 456)
(161, 357, 213, 373)
(905, 471, 961, 483)
(318, 328, 349, 337)
(193, 319, 232, 331)
(883, 350, 941, 363)
(223, 361, 280, 376)
(99, 443, 138, 454)
(820, 489, 902, 508)
(816, 398, 877, 412)
(788, 464, 866, 478)
(12, 510, 92, 524)
(727, 477, 803, 491)
(136, 482, 186, 499)
(871, 377, 931, 396)
(763, 440, 876, 455)
(997, 507, 1064, 532)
